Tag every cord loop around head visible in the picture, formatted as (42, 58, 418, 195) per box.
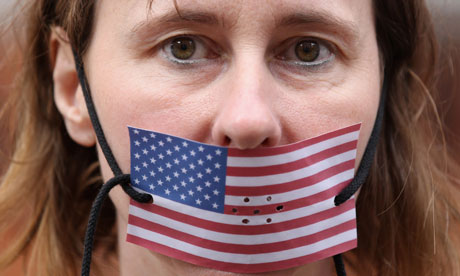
(334, 72, 388, 206)
(72, 47, 153, 275)
(331, 72, 388, 276)
(72, 48, 123, 176)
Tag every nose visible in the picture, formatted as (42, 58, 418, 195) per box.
(211, 59, 282, 149)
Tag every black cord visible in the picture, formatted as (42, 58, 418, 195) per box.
(332, 73, 389, 274)
(81, 174, 152, 276)
(72, 48, 123, 176)
(72, 50, 152, 201)
(72, 49, 153, 275)
(333, 254, 346, 276)
(334, 74, 388, 206)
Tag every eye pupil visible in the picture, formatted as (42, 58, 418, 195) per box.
(171, 37, 196, 60)
(295, 40, 320, 62)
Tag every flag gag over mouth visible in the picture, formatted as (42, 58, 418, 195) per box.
(126, 123, 361, 273)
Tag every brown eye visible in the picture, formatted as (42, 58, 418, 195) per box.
(295, 40, 320, 62)
(171, 37, 196, 60)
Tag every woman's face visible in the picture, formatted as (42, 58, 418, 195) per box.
(55, 0, 380, 274)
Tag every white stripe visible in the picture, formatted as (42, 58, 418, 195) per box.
(129, 205, 356, 245)
(227, 130, 359, 167)
(224, 169, 353, 206)
(226, 150, 356, 186)
(127, 225, 356, 264)
(132, 195, 339, 225)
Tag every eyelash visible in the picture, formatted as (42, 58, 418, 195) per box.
(160, 35, 220, 66)
(159, 34, 335, 70)
(275, 38, 335, 70)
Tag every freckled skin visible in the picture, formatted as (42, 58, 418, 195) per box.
(55, 0, 380, 275)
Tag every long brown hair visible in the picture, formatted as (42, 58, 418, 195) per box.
(0, 0, 459, 275)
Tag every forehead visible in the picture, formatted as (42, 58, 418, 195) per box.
(93, 0, 374, 39)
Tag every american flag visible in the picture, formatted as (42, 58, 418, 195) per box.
(126, 124, 360, 273)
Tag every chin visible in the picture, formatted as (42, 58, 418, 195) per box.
(148, 251, 328, 276)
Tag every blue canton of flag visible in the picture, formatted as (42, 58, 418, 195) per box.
(129, 127, 228, 213)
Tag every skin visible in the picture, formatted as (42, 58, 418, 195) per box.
(51, 0, 381, 275)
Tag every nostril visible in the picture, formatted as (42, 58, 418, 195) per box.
(211, 99, 282, 150)
(261, 137, 270, 146)
(223, 136, 231, 146)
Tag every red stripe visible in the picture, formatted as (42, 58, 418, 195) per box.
(129, 214, 356, 254)
(225, 160, 354, 196)
(224, 179, 351, 216)
(130, 198, 355, 235)
(126, 234, 357, 273)
(227, 124, 360, 157)
(226, 141, 357, 176)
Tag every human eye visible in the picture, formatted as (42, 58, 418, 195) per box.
(275, 38, 335, 70)
(161, 35, 220, 65)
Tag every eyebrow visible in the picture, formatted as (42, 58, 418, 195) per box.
(131, 9, 360, 46)
(276, 12, 360, 42)
(131, 11, 221, 36)
(157, 11, 220, 25)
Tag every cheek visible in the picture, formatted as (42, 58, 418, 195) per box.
(276, 66, 381, 170)
(90, 77, 215, 176)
